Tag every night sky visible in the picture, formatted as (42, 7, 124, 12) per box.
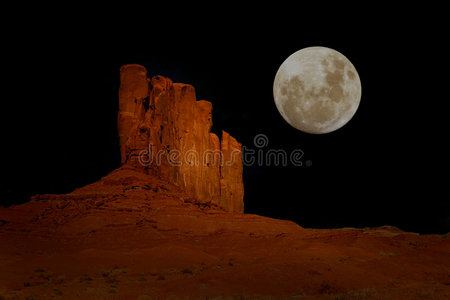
(2, 10, 448, 233)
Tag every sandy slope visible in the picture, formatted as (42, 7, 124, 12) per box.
(0, 167, 449, 299)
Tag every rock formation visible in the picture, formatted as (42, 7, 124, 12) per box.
(1, 65, 449, 299)
(117, 64, 244, 212)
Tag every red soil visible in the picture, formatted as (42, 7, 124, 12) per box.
(0, 167, 449, 299)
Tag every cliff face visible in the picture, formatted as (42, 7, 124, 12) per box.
(117, 64, 244, 213)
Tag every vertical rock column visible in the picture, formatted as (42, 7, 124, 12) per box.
(118, 64, 244, 213)
(117, 64, 150, 167)
(220, 131, 244, 212)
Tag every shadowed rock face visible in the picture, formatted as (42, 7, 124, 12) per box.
(118, 64, 244, 212)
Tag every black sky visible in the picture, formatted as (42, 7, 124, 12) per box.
(2, 8, 449, 233)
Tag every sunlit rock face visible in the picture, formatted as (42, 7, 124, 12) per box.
(118, 64, 244, 213)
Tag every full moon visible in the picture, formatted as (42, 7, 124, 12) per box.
(273, 46, 362, 134)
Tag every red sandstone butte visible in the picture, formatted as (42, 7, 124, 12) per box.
(0, 65, 449, 300)
(117, 64, 244, 213)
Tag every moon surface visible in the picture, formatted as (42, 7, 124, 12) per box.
(273, 46, 362, 134)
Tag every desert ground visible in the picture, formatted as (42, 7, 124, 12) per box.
(0, 167, 449, 299)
